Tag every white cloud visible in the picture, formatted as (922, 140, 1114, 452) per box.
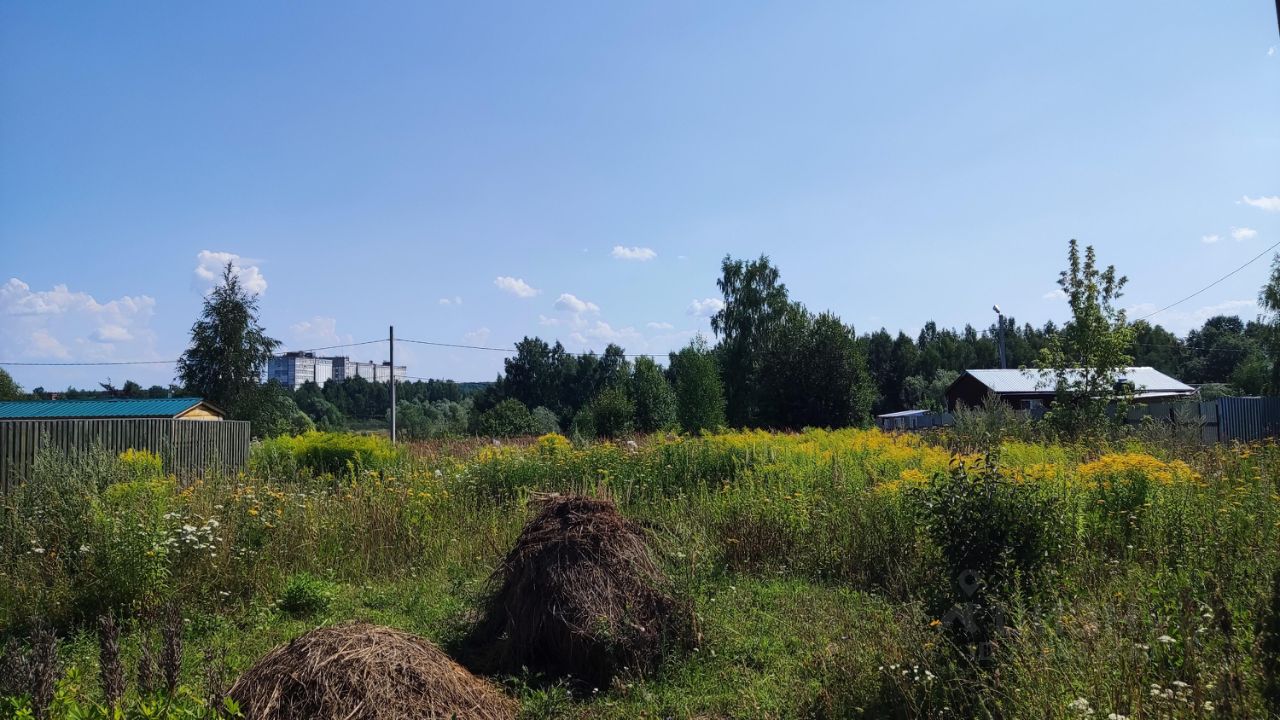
(1042, 288, 1068, 300)
(538, 314, 561, 327)
(687, 297, 725, 317)
(611, 246, 657, 261)
(1201, 234, 1221, 244)
(193, 250, 267, 295)
(0, 277, 159, 362)
(438, 296, 464, 306)
(28, 329, 70, 359)
(1241, 195, 1280, 212)
(0, 278, 155, 319)
(1230, 227, 1258, 241)
(554, 293, 600, 314)
(494, 276, 539, 298)
(464, 327, 491, 344)
(570, 321, 643, 346)
(91, 325, 133, 343)
(1270, 46, 1277, 57)
(288, 316, 353, 349)
(646, 321, 674, 330)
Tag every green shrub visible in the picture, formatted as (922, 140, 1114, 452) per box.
(117, 448, 164, 481)
(1264, 566, 1280, 714)
(278, 572, 334, 615)
(475, 399, 539, 437)
(911, 455, 1065, 645)
(586, 387, 635, 439)
(569, 407, 596, 441)
(946, 393, 1031, 452)
(530, 406, 561, 435)
(247, 436, 299, 479)
(249, 432, 402, 478)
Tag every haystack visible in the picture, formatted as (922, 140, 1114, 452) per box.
(466, 494, 689, 689)
(229, 623, 516, 720)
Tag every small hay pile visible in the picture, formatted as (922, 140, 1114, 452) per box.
(466, 494, 689, 689)
(229, 623, 517, 720)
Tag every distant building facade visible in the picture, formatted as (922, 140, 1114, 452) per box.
(268, 352, 406, 390)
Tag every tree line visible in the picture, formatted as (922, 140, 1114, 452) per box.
(5, 247, 1280, 439)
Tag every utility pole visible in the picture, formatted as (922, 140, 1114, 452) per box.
(389, 325, 397, 444)
(993, 305, 1008, 369)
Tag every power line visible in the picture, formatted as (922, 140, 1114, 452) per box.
(397, 337, 668, 359)
(0, 359, 177, 367)
(1136, 239, 1280, 321)
(281, 339, 385, 353)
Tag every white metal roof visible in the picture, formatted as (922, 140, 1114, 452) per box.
(876, 409, 932, 419)
(962, 367, 1194, 396)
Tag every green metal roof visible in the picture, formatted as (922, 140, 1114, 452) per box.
(0, 398, 212, 419)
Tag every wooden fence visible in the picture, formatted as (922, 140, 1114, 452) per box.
(0, 419, 251, 492)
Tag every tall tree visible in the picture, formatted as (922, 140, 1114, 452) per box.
(1183, 316, 1254, 385)
(177, 262, 280, 411)
(1129, 320, 1184, 376)
(499, 337, 569, 418)
(1259, 254, 1280, 393)
(1038, 239, 1134, 437)
(863, 329, 896, 413)
(670, 335, 726, 434)
(711, 255, 790, 427)
(0, 368, 22, 401)
(630, 355, 677, 433)
(795, 311, 874, 427)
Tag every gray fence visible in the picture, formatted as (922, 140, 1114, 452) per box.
(1123, 401, 1222, 444)
(1120, 397, 1280, 443)
(0, 419, 251, 492)
(1215, 396, 1280, 442)
(894, 396, 1280, 444)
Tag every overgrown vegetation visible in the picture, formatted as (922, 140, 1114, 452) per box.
(2, 426, 1278, 717)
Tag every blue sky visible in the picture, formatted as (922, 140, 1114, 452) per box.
(2, 2, 1278, 388)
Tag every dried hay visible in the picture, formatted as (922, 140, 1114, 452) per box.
(466, 494, 690, 689)
(229, 622, 516, 720)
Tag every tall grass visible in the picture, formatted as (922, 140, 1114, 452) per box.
(1, 430, 1278, 717)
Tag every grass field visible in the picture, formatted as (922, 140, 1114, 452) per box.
(3, 428, 1280, 718)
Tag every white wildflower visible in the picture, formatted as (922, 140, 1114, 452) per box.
(1068, 697, 1093, 715)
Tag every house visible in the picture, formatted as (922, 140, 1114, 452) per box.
(944, 367, 1196, 412)
(0, 397, 226, 421)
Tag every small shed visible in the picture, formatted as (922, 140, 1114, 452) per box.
(945, 367, 1196, 412)
(877, 409, 931, 431)
(876, 409, 954, 431)
(0, 397, 226, 421)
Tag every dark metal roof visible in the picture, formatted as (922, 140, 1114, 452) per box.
(0, 397, 214, 419)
